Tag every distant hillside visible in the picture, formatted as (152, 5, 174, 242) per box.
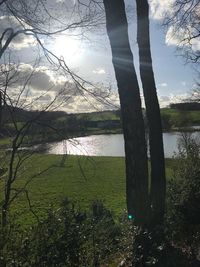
(2, 106, 121, 123)
(1, 105, 67, 123)
(1, 106, 199, 135)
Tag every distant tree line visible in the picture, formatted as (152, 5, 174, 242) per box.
(170, 102, 200, 111)
(1, 105, 66, 124)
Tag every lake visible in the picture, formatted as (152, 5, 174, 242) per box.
(42, 131, 199, 158)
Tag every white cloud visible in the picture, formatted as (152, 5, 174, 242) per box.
(149, 1, 200, 52)
(92, 68, 106, 74)
(158, 83, 168, 87)
(158, 93, 190, 107)
(0, 63, 76, 94)
(165, 26, 183, 46)
(11, 34, 36, 50)
(61, 91, 119, 113)
(0, 63, 81, 109)
(0, 62, 119, 113)
(149, 0, 174, 20)
(0, 16, 36, 50)
(165, 25, 200, 51)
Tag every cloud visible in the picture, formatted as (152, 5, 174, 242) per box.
(158, 93, 190, 107)
(0, 63, 82, 109)
(29, 69, 55, 91)
(0, 62, 119, 113)
(36, 94, 52, 102)
(165, 25, 200, 51)
(60, 90, 120, 113)
(149, 0, 174, 20)
(158, 83, 168, 87)
(0, 16, 36, 50)
(165, 26, 183, 46)
(149, 1, 200, 52)
(92, 68, 106, 74)
(3, 64, 54, 91)
(0, 63, 77, 94)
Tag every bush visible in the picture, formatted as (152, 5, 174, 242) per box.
(132, 134, 200, 267)
(161, 113, 172, 130)
(166, 133, 200, 262)
(0, 199, 122, 267)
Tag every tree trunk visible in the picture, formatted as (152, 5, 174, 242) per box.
(0, 91, 2, 131)
(136, 0, 166, 225)
(103, 0, 149, 226)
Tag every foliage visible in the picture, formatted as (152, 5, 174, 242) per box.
(166, 133, 200, 262)
(161, 113, 172, 130)
(128, 133, 200, 266)
(170, 102, 200, 111)
(0, 199, 123, 267)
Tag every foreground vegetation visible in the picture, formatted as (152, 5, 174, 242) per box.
(0, 135, 200, 266)
(0, 199, 129, 267)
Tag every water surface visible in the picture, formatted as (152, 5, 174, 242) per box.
(45, 132, 199, 158)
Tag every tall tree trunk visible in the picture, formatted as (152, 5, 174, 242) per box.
(136, 0, 166, 225)
(103, 0, 149, 226)
(0, 91, 2, 131)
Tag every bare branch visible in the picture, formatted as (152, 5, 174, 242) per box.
(163, 0, 200, 66)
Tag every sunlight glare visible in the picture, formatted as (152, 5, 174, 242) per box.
(53, 35, 83, 63)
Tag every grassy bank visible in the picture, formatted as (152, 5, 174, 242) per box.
(0, 154, 175, 226)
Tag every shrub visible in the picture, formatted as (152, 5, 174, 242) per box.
(166, 133, 200, 262)
(0, 199, 122, 267)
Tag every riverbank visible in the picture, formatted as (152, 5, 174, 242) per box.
(0, 128, 123, 149)
(1, 125, 200, 151)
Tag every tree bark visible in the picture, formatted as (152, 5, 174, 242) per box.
(136, 0, 166, 225)
(103, 0, 149, 226)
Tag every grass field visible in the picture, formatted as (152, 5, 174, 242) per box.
(0, 154, 175, 226)
(77, 108, 200, 125)
(74, 110, 120, 121)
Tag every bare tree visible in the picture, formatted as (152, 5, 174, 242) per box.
(0, 60, 72, 227)
(0, 51, 117, 227)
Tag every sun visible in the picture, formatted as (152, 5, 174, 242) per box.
(52, 35, 83, 63)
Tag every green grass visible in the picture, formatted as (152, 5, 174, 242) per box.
(0, 137, 12, 147)
(76, 110, 120, 122)
(0, 154, 174, 226)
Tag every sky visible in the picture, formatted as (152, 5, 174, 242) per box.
(0, 0, 199, 113)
